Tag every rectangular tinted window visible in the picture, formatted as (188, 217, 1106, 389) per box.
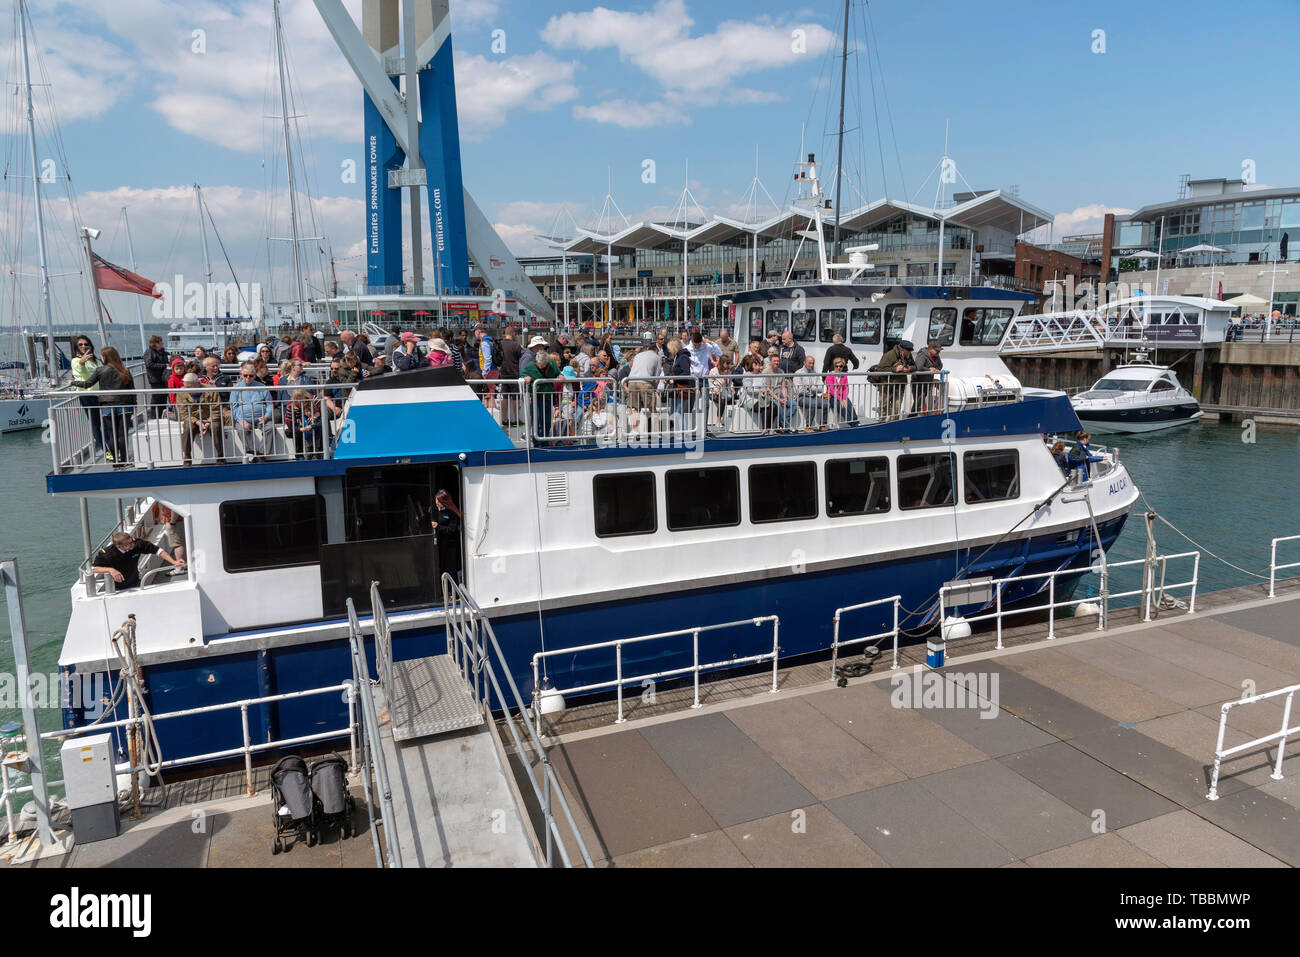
(666, 467, 740, 531)
(792, 310, 816, 342)
(765, 310, 790, 337)
(928, 308, 957, 346)
(819, 309, 847, 342)
(963, 450, 1020, 503)
(825, 457, 890, 516)
(749, 462, 817, 524)
(220, 496, 323, 572)
(594, 472, 657, 537)
(850, 308, 881, 345)
(884, 304, 908, 346)
(748, 307, 764, 340)
(959, 308, 1014, 346)
(898, 454, 955, 510)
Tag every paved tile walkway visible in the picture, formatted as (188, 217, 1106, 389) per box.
(539, 591, 1300, 867)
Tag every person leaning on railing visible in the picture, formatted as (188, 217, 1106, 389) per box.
(91, 531, 183, 591)
(869, 338, 917, 420)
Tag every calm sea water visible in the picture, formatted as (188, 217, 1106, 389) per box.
(0, 417, 1295, 786)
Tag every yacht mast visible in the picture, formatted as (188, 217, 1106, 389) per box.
(832, 0, 849, 260)
(195, 185, 213, 300)
(18, 0, 58, 379)
(274, 0, 308, 327)
(122, 207, 147, 353)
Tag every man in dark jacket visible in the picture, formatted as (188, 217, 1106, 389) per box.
(821, 333, 859, 373)
(777, 330, 805, 373)
(869, 339, 916, 419)
(499, 329, 525, 424)
(144, 335, 170, 418)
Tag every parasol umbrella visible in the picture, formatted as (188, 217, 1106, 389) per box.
(369, 310, 389, 316)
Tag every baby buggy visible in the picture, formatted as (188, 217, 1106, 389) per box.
(310, 753, 355, 840)
(270, 755, 317, 854)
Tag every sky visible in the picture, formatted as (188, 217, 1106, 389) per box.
(6, 0, 1300, 314)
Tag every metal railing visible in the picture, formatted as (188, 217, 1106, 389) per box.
(438, 574, 593, 868)
(346, 597, 401, 868)
(530, 615, 781, 727)
(0, 682, 358, 842)
(1269, 535, 1300, 598)
(938, 551, 1200, 650)
(1207, 682, 1300, 801)
(48, 381, 356, 473)
(830, 595, 902, 676)
(474, 370, 950, 449)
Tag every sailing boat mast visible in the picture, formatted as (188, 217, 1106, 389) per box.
(832, 0, 849, 260)
(122, 207, 147, 353)
(195, 185, 213, 297)
(18, 0, 58, 379)
(273, 0, 308, 327)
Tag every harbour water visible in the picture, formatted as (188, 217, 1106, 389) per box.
(0, 417, 1297, 775)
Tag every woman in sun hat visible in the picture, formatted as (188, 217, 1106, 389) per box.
(393, 331, 423, 372)
(427, 337, 454, 369)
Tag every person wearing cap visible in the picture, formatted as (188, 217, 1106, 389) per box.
(522, 335, 562, 439)
(175, 371, 227, 465)
(393, 332, 423, 372)
(914, 339, 944, 414)
(869, 339, 916, 420)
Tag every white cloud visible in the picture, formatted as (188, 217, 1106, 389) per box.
(456, 51, 579, 140)
(543, 0, 835, 127)
(1036, 204, 1135, 240)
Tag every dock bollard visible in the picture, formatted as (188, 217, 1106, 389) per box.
(926, 636, 945, 669)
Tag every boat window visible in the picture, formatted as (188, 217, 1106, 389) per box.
(884, 304, 908, 347)
(928, 308, 957, 346)
(749, 462, 817, 524)
(748, 307, 764, 341)
(219, 496, 323, 572)
(1092, 378, 1150, 392)
(594, 472, 657, 537)
(765, 310, 790, 337)
(819, 309, 847, 343)
(343, 463, 455, 541)
(897, 453, 955, 510)
(666, 467, 740, 531)
(792, 310, 816, 342)
(959, 308, 1014, 346)
(850, 308, 881, 345)
(1150, 379, 1177, 392)
(963, 450, 1020, 504)
(825, 457, 891, 516)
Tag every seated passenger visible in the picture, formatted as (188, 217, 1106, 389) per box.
(175, 372, 227, 465)
(92, 531, 183, 590)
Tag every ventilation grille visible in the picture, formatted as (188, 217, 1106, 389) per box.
(545, 473, 569, 508)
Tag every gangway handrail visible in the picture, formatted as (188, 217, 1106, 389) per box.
(830, 595, 902, 676)
(939, 551, 1200, 650)
(346, 598, 402, 868)
(1268, 535, 1300, 598)
(439, 574, 593, 868)
(530, 615, 781, 726)
(1206, 682, 1300, 800)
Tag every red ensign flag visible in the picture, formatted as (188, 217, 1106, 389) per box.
(91, 253, 162, 298)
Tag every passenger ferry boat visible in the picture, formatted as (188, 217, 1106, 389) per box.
(43, 160, 1140, 766)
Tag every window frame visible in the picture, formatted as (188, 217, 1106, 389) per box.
(748, 461, 819, 525)
(819, 308, 848, 343)
(765, 309, 790, 338)
(928, 307, 957, 346)
(849, 307, 882, 345)
(824, 456, 892, 518)
(884, 304, 908, 347)
(593, 471, 658, 539)
(665, 466, 742, 532)
(896, 453, 957, 511)
(219, 494, 325, 573)
(962, 449, 1020, 505)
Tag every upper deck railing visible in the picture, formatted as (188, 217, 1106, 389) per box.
(47, 380, 357, 475)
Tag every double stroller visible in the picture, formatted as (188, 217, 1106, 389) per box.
(270, 753, 356, 854)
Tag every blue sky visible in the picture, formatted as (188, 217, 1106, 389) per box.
(13, 0, 1300, 299)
